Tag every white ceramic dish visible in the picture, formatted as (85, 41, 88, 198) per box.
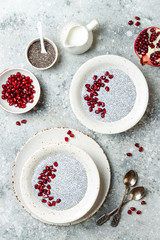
(0, 68, 41, 114)
(26, 38, 58, 70)
(12, 127, 111, 225)
(70, 55, 149, 134)
(20, 143, 100, 224)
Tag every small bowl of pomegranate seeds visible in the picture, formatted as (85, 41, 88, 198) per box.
(26, 38, 58, 70)
(0, 68, 40, 114)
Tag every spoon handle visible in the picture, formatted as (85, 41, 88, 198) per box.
(96, 200, 130, 226)
(37, 21, 47, 54)
(111, 186, 129, 227)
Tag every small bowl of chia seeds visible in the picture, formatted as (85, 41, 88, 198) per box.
(26, 38, 58, 70)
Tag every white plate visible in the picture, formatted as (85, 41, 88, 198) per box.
(12, 127, 111, 225)
(20, 143, 100, 224)
(0, 68, 41, 114)
(70, 55, 149, 134)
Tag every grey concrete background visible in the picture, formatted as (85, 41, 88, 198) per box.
(0, 0, 160, 239)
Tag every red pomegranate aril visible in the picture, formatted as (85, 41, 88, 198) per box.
(38, 193, 43, 196)
(136, 210, 142, 214)
(47, 190, 51, 195)
(103, 109, 106, 114)
(105, 71, 109, 76)
(93, 75, 98, 80)
(95, 110, 100, 114)
(128, 210, 132, 215)
(56, 198, 61, 203)
(139, 147, 144, 152)
(141, 201, 146, 205)
(21, 119, 27, 124)
(128, 20, 134, 26)
(101, 102, 105, 107)
(41, 199, 47, 203)
(135, 16, 140, 20)
(54, 162, 58, 167)
(98, 108, 102, 112)
(89, 106, 93, 112)
(67, 130, 72, 135)
(135, 143, 139, 148)
(38, 176, 42, 179)
(52, 168, 56, 172)
(135, 21, 141, 26)
(48, 196, 53, 201)
(109, 75, 114, 79)
(85, 84, 90, 88)
(16, 121, 21, 126)
(48, 201, 52, 207)
(34, 184, 38, 189)
(52, 201, 56, 206)
(70, 133, 74, 137)
(105, 86, 110, 92)
(51, 174, 56, 179)
(65, 137, 69, 142)
(130, 207, 136, 211)
(126, 153, 132, 157)
(101, 113, 105, 118)
(104, 79, 109, 83)
(47, 185, 51, 189)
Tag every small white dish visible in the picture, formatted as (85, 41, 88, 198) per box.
(26, 38, 58, 70)
(12, 127, 111, 225)
(0, 68, 40, 114)
(70, 55, 149, 134)
(20, 143, 100, 224)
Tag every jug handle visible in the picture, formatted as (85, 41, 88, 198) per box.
(86, 20, 99, 31)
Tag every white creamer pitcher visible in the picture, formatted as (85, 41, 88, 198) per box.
(61, 20, 99, 54)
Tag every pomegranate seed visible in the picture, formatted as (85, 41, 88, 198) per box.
(52, 201, 56, 206)
(21, 119, 27, 124)
(16, 121, 21, 126)
(48, 201, 52, 207)
(136, 210, 142, 215)
(70, 133, 75, 137)
(51, 174, 56, 179)
(95, 110, 100, 114)
(47, 185, 51, 189)
(128, 20, 134, 25)
(47, 190, 51, 195)
(130, 207, 136, 211)
(128, 210, 132, 215)
(135, 143, 139, 148)
(85, 84, 90, 88)
(105, 71, 109, 76)
(49, 196, 54, 200)
(141, 201, 146, 205)
(67, 130, 72, 135)
(139, 147, 144, 152)
(126, 153, 132, 157)
(104, 79, 109, 83)
(34, 184, 38, 189)
(135, 21, 141, 26)
(42, 199, 47, 203)
(52, 168, 57, 172)
(38, 193, 43, 196)
(109, 75, 114, 79)
(105, 86, 110, 92)
(65, 137, 69, 142)
(54, 162, 58, 167)
(101, 113, 105, 118)
(56, 198, 61, 203)
(93, 75, 97, 80)
(135, 16, 140, 20)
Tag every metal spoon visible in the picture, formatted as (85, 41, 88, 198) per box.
(37, 21, 47, 54)
(96, 186, 145, 226)
(111, 170, 137, 227)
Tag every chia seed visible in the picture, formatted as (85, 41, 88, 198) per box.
(32, 154, 87, 211)
(82, 69, 136, 122)
(27, 40, 56, 68)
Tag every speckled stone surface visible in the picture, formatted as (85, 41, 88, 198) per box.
(0, 0, 160, 239)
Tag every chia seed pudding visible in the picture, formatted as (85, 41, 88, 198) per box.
(82, 69, 136, 122)
(32, 153, 87, 210)
(27, 39, 56, 69)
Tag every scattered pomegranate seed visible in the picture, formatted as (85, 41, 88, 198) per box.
(105, 71, 109, 76)
(93, 75, 98, 80)
(128, 210, 132, 215)
(70, 133, 75, 138)
(126, 153, 132, 157)
(49, 196, 54, 200)
(67, 130, 72, 135)
(130, 207, 136, 211)
(109, 74, 114, 79)
(42, 199, 47, 203)
(16, 121, 21, 126)
(34, 184, 38, 189)
(48, 201, 52, 207)
(52, 201, 56, 206)
(105, 86, 110, 92)
(135, 143, 139, 148)
(21, 119, 27, 124)
(128, 20, 134, 25)
(85, 84, 90, 88)
(141, 201, 146, 205)
(38, 193, 43, 196)
(135, 16, 140, 20)
(51, 174, 56, 179)
(139, 147, 144, 152)
(56, 198, 61, 203)
(135, 21, 141, 26)
(47, 185, 51, 189)
(136, 210, 142, 215)
(65, 137, 69, 142)
(54, 162, 58, 167)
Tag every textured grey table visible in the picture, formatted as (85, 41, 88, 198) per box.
(0, 0, 160, 239)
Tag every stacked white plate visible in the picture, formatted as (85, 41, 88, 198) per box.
(12, 127, 111, 225)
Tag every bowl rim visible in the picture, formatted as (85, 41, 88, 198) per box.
(25, 37, 58, 70)
(0, 67, 41, 114)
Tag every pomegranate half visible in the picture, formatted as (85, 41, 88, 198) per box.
(134, 27, 160, 66)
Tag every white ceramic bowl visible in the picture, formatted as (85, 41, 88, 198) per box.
(70, 55, 149, 134)
(26, 38, 58, 70)
(20, 143, 100, 224)
(0, 68, 41, 114)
